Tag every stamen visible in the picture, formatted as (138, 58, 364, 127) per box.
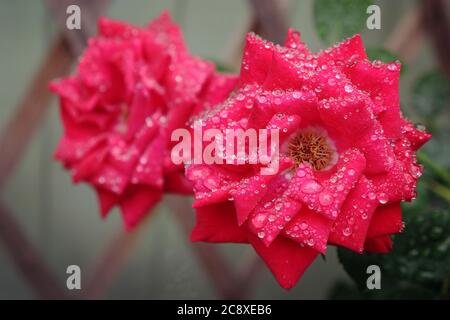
(287, 127, 336, 171)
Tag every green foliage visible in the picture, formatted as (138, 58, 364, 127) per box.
(314, 0, 372, 45)
(330, 183, 450, 299)
(412, 70, 450, 121)
(209, 59, 233, 73)
(412, 70, 450, 166)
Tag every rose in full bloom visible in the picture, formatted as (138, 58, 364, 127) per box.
(186, 30, 431, 289)
(51, 12, 237, 230)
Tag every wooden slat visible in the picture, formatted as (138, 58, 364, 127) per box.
(0, 0, 111, 299)
(0, 35, 72, 190)
(248, 0, 288, 44)
(45, 0, 111, 56)
(421, 0, 450, 80)
(0, 204, 67, 299)
(83, 227, 143, 299)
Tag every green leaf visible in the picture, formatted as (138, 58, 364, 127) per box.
(417, 152, 450, 187)
(412, 70, 450, 120)
(314, 0, 373, 45)
(334, 206, 450, 299)
(207, 58, 233, 73)
(366, 47, 406, 75)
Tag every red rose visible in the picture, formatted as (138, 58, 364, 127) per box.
(186, 30, 431, 288)
(51, 12, 237, 230)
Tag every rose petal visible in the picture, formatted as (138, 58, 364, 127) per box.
(191, 202, 248, 243)
(364, 235, 393, 253)
(366, 203, 403, 238)
(328, 176, 378, 253)
(249, 234, 319, 289)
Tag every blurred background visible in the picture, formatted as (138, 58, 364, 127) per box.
(0, 0, 449, 299)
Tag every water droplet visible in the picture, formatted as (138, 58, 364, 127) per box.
(300, 222, 308, 230)
(387, 63, 398, 71)
(252, 214, 266, 228)
(344, 84, 353, 93)
(301, 180, 322, 194)
(319, 191, 333, 206)
(293, 91, 301, 99)
(297, 170, 306, 177)
(342, 227, 352, 236)
(377, 193, 388, 204)
(257, 94, 267, 103)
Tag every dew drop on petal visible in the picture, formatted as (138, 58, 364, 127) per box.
(342, 227, 352, 236)
(297, 169, 306, 177)
(300, 222, 308, 230)
(319, 191, 333, 206)
(252, 213, 266, 228)
(301, 180, 322, 194)
(377, 192, 388, 204)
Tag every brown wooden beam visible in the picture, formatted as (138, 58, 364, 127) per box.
(0, 35, 72, 190)
(0, 204, 67, 299)
(421, 0, 450, 81)
(248, 0, 288, 44)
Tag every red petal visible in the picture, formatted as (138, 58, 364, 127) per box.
(130, 134, 165, 189)
(283, 207, 332, 253)
(328, 176, 378, 253)
(95, 187, 119, 218)
(318, 34, 367, 65)
(364, 235, 393, 253)
(232, 158, 294, 225)
(191, 202, 248, 243)
(262, 50, 302, 91)
(90, 163, 129, 195)
(165, 57, 214, 134)
(344, 59, 402, 138)
(366, 203, 403, 238)
(146, 11, 186, 52)
(98, 17, 140, 39)
(72, 146, 108, 182)
(249, 234, 318, 289)
(284, 28, 309, 54)
(119, 186, 161, 230)
(287, 149, 366, 220)
(233, 174, 280, 226)
(193, 73, 238, 115)
(401, 120, 432, 151)
(319, 94, 396, 175)
(239, 33, 274, 86)
(247, 174, 304, 247)
(187, 164, 249, 208)
(164, 171, 193, 195)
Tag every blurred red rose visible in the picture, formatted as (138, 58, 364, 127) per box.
(51, 12, 237, 230)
